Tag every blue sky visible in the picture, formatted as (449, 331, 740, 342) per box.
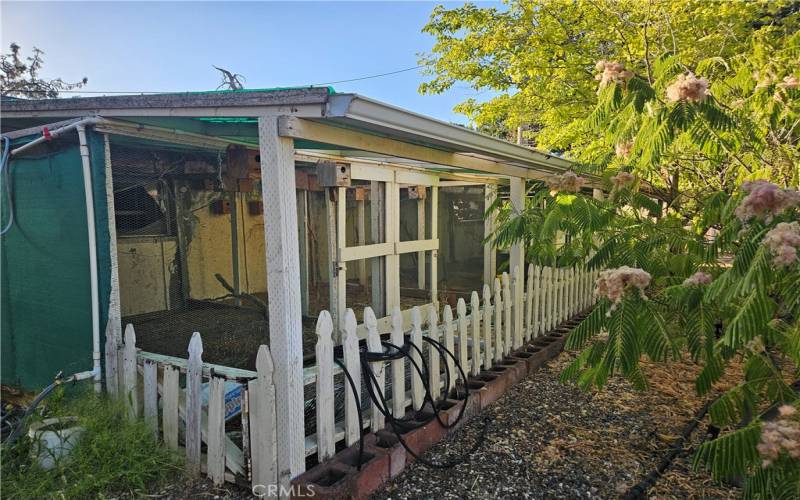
(1, 1, 501, 124)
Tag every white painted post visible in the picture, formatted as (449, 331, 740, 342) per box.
(122, 324, 139, 419)
(342, 309, 361, 446)
(143, 359, 158, 438)
(259, 116, 305, 483)
(525, 263, 534, 341)
(207, 376, 227, 485)
(365, 307, 385, 432)
(104, 322, 119, 398)
(428, 306, 441, 401)
(493, 278, 503, 361)
(512, 266, 523, 349)
(430, 186, 439, 306)
(390, 306, 406, 418)
(410, 307, 424, 410)
(483, 185, 497, 286)
(336, 186, 348, 336)
(482, 285, 493, 370)
(162, 365, 179, 450)
(417, 191, 426, 289)
(456, 299, 469, 381)
(314, 311, 335, 461)
(326, 192, 339, 329)
(502, 273, 512, 355)
(250, 345, 278, 491)
(470, 291, 481, 376)
(186, 332, 203, 475)
(532, 266, 541, 338)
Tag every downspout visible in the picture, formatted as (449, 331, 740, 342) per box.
(9, 118, 103, 391)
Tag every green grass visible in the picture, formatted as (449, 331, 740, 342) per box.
(1, 387, 182, 499)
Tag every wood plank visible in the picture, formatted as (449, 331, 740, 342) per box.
(532, 266, 541, 338)
(417, 197, 426, 289)
(512, 266, 523, 349)
(122, 324, 139, 419)
(336, 186, 348, 335)
(430, 187, 439, 306)
(410, 307, 424, 410)
(364, 307, 386, 432)
(162, 365, 179, 450)
(502, 273, 512, 355)
(185, 332, 203, 475)
(143, 359, 158, 438)
(207, 376, 227, 485)
(137, 351, 257, 380)
(339, 242, 393, 262)
(483, 285, 493, 368)
(314, 311, 335, 461)
(298, 191, 310, 315)
(370, 181, 386, 316)
(259, 115, 306, 484)
(427, 306, 441, 401)
(493, 278, 503, 361)
(357, 199, 368, 287)
(456, 299, 469, 382)
(390, 306, 406, 418)
(483, 185, 497, 286)
(249, 345, 278, 491)
(442, 304, 456, 392)
(470, 292, 482, 376)
(394, 238, 439, 255)
(342, 309, 361, 446)
(525, 264, 534, 341)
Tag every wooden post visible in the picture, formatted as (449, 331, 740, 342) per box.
(186, 332, 203, 475)
(258, 115, 305, 483)
(456, 299, 469, 381)
(342, 309, 361, 446)
(430, 186, 439, 306)
(325, 190, 338, 329)
(428, 306, 441, 401)
(298, 190, 310, 315)
(417, 191, 426, 289)
(371, 181, 386, 316)
(365, 307, 385, 432)
(104, 321, 119, 398)
(162, 365, 179, 450)
(314, 311, 335, 461)
(390, 306, 405, 418)
(122, 324, 139, 419)
(493, 278, 503, 361)
(250, 345, 278, 491)
(336, 186, 348, 336)
(509, 177, 525, 344)
(470, 291, 481, 376)
(357, 197, 368, 288)
(207, 376, 227, 485)
(386, 180, 400, 311)
(483, 185, 497, 286)
(410, 307, 424, 410)
(482, 285, 493, 369)
(443, 304, 456, 393)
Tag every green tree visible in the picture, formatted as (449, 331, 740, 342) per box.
(1, 43, 87, 98)
(421, 0, 799, 198)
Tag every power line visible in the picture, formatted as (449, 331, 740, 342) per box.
(1, 65, 425, 96)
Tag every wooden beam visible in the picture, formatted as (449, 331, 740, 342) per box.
(279, 116, 535, 179)
(257, 115, 305, 485)
(370, 181, 385, 316)
(509, 178, 526, 344)
(430, 186, 439, 306)
(417, 195, 426, 289)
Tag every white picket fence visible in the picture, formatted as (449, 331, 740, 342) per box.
(104, 263, 598, 488)
(303, 264, 599, 460)
(104, 325, 277, 488)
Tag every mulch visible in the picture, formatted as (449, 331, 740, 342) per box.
(373, 350, 741, 500)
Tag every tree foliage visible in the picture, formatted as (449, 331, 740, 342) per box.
(1, 43, 87, 98)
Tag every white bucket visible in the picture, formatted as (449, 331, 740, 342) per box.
(27, 417, 84, 470)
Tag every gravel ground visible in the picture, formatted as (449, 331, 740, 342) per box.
(373, 351, 740, 500)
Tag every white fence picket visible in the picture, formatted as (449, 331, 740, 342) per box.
(207, 375, 227, 485)
(502, 272, 512, 355)
(143, 358, 158, 437)
(532, 266, 541, 338)
(162, 365, 179, 450)
(525, 264, 534, 341)
(342, 309, 361, 446)
(314, 311, 335, 460)
(456, 299, 469, 381)
(364, 307, 385, 432)
(122, 324, 139, 419)
(410, 307, 424, 410)
(250, 345, 277, 491)
(512, 266, 523, 349)
(443, 304, 456, 393)
(104, 322, 119, 399)
(470, 291, 481, 376)
(185, 332, 203, 475)
(483, 284, 493, 370)
(493, 278, 503, 361)
(428, 306, 441, 401)
(390, 307, 406, 418)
